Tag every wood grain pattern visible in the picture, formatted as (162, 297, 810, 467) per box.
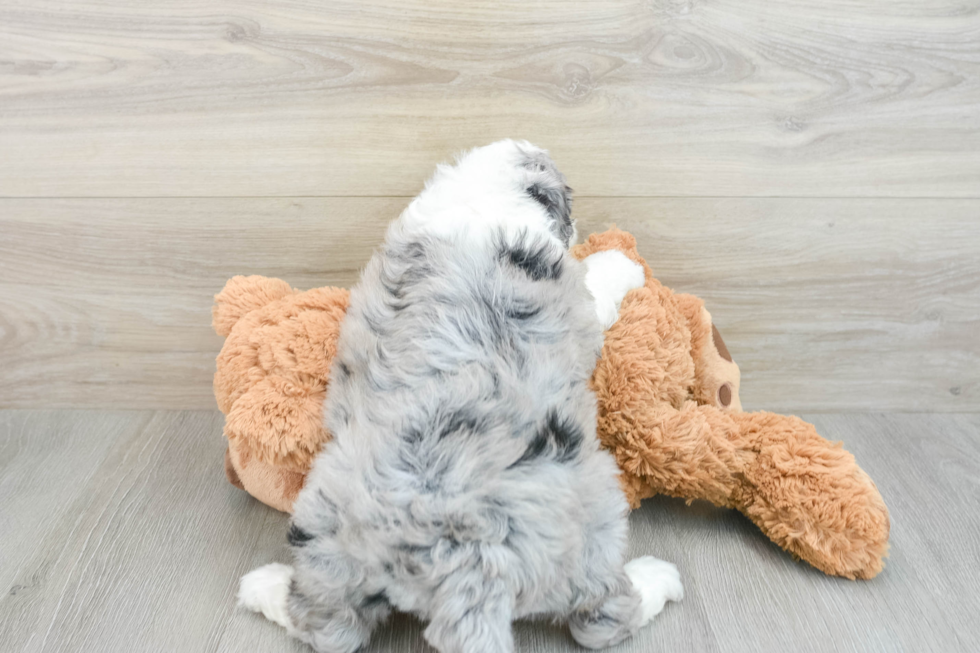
(1, 197, 976, 411)
(0, 410, 291, 652)
(1, 1, 979, 197)
(1, 410, 978, 652)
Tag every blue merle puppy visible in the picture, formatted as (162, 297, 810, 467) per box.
(239, 140, 683, 653)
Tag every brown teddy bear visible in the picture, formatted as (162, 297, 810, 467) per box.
(213, 229, 889, 580)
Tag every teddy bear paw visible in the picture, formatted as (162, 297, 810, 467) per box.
(583, 250, 646, 331)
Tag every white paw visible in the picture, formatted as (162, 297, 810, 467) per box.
(583, 250, 646, 331)
(238, 563, 294, 629)
(624, 556, 684, 625)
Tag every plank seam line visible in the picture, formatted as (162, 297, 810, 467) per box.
(2, 196, 979, 201)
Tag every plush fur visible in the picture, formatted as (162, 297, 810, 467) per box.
(239, 141, 682, 652)
(214, 231, 890, 582)
(573, 229, 890, 580)
(214, 279, 349, 511)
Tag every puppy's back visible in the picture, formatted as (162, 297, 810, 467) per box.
(297, 228, 608, 582)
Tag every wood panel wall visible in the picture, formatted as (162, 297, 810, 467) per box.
(1, 0, 978, 410)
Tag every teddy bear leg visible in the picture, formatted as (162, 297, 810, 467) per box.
(728, 411, 890, 579)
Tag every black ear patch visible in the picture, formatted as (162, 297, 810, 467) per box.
(526, 182, 574, 245)
(501, 239, 563, 281)
(527, 183, 571, 223)
(522, 150, 574, 246)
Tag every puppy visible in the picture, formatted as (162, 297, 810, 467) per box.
(239, 140, 682, 653)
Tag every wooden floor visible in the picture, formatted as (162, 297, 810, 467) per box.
(1, 410, 978, 653)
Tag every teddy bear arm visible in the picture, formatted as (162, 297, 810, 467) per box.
(212, 276, 296, 338)
(583, 250, 647, 331)
(610, 398, 888, 579)
(603, 403, 746, 511)
(727, 411, 890, 579)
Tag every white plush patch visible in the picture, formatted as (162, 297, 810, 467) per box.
(583, 250, 646, 331)
(238, 563, 294, 630)
(624, 556, 684, 625)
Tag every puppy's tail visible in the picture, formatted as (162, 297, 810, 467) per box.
(238, 563, 295, 630)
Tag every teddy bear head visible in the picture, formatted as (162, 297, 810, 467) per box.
(213, 275, 349, 511)
(570, 228, 742, 416)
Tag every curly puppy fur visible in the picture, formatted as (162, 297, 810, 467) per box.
(239, 140, 681, 652)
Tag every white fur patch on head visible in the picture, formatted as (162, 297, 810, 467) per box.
(238, 563, 295, 630)
(624, 556, 684, 625)
(583, 250, 647, 331)
(398, 139, 573, 250)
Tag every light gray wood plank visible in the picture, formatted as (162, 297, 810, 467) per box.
(0, 411, 151, 599)
(1, 198, 976, 411)
(0, 410, 287, 652)
(0, 197, 399, 411)
(1, 1, 978, 197)
(1, 411, 978, 652)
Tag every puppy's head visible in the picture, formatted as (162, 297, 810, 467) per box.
(424, 140, 576, 247)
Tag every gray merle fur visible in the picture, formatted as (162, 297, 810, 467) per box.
(285, 140, 644, 653)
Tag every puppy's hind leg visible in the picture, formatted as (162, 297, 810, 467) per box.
(239, 554, 390, 653)
(568, 557, 683, 649)
(568, 576, 641, 650)
(423, 567, 514, 653)
(566, 474, 683, 649)
(286, 571, 391, 653)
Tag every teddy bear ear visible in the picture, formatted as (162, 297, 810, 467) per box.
(212, 276, 295, 337)
(712, 324, 734, 363)
(570, 228, 651, 277)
